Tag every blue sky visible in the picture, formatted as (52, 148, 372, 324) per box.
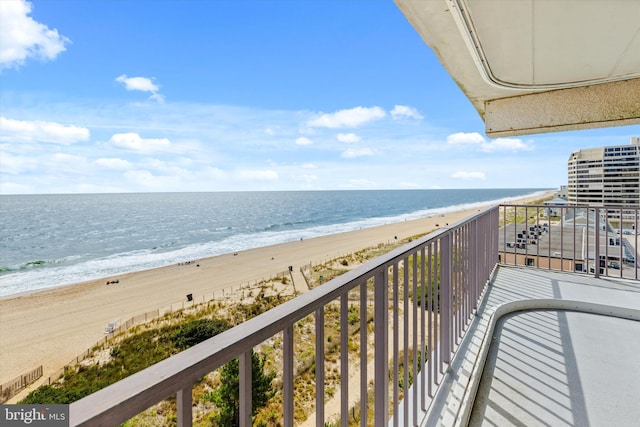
(1, 0, 638, 194)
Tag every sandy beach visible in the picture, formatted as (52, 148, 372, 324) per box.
(0, 192, 554, 391)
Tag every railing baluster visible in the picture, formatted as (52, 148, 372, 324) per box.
(573, 207, 577, 272)
(412, 252, 419, 426)
(284, 325, 294, 427)
(239, 351, 252, 427)
(360, 281, 368, 427)
(433, 240, 440, 384)
(176, 385, 192, 427)
(315, 307, 325, 426)
(340, 293, 349, 427)
(595, 208, 601, 278)
(560, 206, 565, 272)
(427, 242, 434, 397)
(586, 208, 591, 273)
(393, 263, 400, 427)
(441, 233, 452, 367)
(374, 268, 389, 427)
(403, 259, 409, 424)
(471, 219, 478, 311)
(420, 247, 427, 409)
(452, 229, 459, 344)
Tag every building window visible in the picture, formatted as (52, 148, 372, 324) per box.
(526, 258, 535, 267)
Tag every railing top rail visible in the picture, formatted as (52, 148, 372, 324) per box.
(500, 203, 639, 210)
(69, 205, 498, 426)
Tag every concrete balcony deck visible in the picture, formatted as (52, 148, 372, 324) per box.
(423, 265, 640, 427)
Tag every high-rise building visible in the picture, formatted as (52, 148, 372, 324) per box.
(567, 138, 640, 207)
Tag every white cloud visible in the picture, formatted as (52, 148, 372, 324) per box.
(480, 138, 532, 153)
(336, 133, 361, 143)
(202, 166, 226, 180)
(115, 74, 164, 102)
(0, 117, 90, 144)
(302, 163, 318, 169)
(108, 132, 172, 154)
(345, 178, 377, 189)
(398, 181, 420, 189)
(391, 105, 423, 120)
(452, 171, 486, 180)
(341, 148, 374, 158)
(115, 75, 159, 92)
(95, 157, 131, 169)
(46, 153, 88, 174)
(308, 106, 385, 128)
(295, 137, 313, 145)
(235, 169, 278, 181)
(0, 181, 32, 194)
(0, 151, 38, 174)
(446, 132, 485, 145)
(0, 0, 70, 71)
(124, 169, 157, 187)
(293, 174, 317, 183)
(446, 133, 533, 153)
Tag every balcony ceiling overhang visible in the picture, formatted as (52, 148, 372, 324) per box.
(395, 0, 640, 137)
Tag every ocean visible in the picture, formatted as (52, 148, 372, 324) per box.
(0, 189, 548, 297)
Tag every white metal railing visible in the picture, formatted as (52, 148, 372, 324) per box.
(499, 205, 639, 281)
(69, 206, 499, 427)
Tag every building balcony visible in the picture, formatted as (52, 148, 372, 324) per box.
(69, 205, 639, 426)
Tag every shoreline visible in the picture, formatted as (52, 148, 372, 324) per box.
(0, 191, 555, 387)
(0, 190, 553, 299)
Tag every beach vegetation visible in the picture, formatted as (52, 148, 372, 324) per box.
(205, 350, 276, 427)
(19, 231, 430, 424)
(20, 318, 230, 405)
(499, 194, 556, 228)
(172, 318, 229, 350)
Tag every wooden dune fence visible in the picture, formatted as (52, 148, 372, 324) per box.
(0, 365, 43, 403)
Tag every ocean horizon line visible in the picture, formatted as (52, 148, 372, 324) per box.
(0, 187, 556, 197)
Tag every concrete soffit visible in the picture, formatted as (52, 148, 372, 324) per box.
(485, 78, 640, 137)
(395, 0, 640, 137)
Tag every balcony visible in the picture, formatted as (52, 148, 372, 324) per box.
(69, 205, 639, 426)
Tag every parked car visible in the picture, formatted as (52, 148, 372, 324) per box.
(609, 261, 621, 269)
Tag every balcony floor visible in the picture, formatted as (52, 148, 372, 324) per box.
(424, 265, 640, 427)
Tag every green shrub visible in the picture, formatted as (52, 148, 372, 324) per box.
(209, 351, 275, 427)
(171, 318, 229, 350)
(20, 385, 91, 405)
